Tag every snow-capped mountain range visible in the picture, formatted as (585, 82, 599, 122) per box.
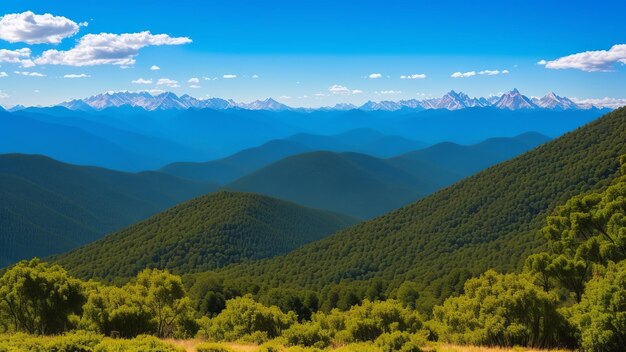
(53, 89, 598, 112)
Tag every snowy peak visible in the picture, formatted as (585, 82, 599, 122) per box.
(533, 92, 580, 110)
(240, 98, 291, 111)
(54, 89, 593, 112)
(494, 89, 538, 110)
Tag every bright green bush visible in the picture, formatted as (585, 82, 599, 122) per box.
(204, 296, 296, 342)
(195, 342, 234, 352)
(282, 321, 330, 348)
(374, 331, 422, 352)
(0, 332, 183, 352)
(568, 260, 626, 352)
(93, 335, 183, 352)
(431, 270, 573, 348)
(81, 284, 155, 338)
(0, 259, 85, 335)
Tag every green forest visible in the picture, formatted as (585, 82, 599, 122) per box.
(2, 157, 626, 351)
(53, 192, 356, 280)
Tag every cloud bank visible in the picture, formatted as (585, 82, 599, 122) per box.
(0, 11, 85, 44)
(538, 44, 626, 72)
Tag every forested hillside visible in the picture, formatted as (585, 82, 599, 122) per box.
(53, 192, 356, 279)
(215, 107, 626, 307)
(225, 133, 549, 219)
(0, 154, 216, 266)
(226, 151, 446, 219)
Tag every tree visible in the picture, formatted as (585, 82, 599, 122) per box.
(533, 169, 626, 302)
(205, 295, 296, 342)
(0, 259, 85, 334)
(568, 261, 626, 352)
(134, 269, 195, 337)
(81, 284, 154, 337)
(431, 270, 573, 348)
(396, 282, 420, 309)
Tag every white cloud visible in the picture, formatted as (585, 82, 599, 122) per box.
(15, 70, 45, 77)
(203, 76, 217, 81)
(477, 69, 509, 76)
(538, 44, 626, 72)
(132, 78, 153, 84)
(189, 85, 201, 89)
(188, 77, 200, 84)
(570, 97, 626, 109)
(156, 78, 179, 88)
(315, 92, 326, 97)
(329, 84, 362, 95)
(368, 73, 382, 79)
(0, 72, 7, 77)
(377, 90, 402, 95)
(63, 73, 89, 78)
(279, 95, 291, 99)
(35, 31, 192, 67)
(252, 74, 259, 79)
(150, 65, 160, 70)
(451, 71, 476, 78)
(400, 74, 426, 79)
(0, 91, 8, 99)
(0, 11, 85, 44)
(0, 48, 34, 67)
(223, 74, 237, 79)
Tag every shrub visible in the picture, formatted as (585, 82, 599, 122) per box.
(195, 342, 234, 352)
(431, 270, 573, 348)
(0, 259, 85, 335)
(205, 296, 296, 342)
(282, 322, 330, 348)
(568, 260, 626, 352)
(374, 331, 422, 352)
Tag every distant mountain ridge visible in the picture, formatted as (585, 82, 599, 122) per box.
(52, 89, 606, 112)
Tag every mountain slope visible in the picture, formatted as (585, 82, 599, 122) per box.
(216, 107, 626, 304)
(53, 192, 356, 279)
(224, 134, 550, 219)
(226, 151, 437, 219)
(0, 154, 217, 266)
(161, 129, 426, 184)
(392, 132, 551, 176)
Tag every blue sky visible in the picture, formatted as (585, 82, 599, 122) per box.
(0, 0, 625, 107)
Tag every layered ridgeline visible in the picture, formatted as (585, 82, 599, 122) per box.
(3, 91, 607, 172)
(53, 192, 356, 279)
(225, 133, 550, 219)
(0, 154, 216, 266)
(161, 129, 426, 183)
(210, 107, 626, 305)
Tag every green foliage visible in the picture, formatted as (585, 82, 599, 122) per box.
(431, 270, 573, 348)
(217, 107, 626, 309)
(531, 172, 626, 301)
(203, 296, 296, 342)
(568, 261, 626, 352)
(55, 192, 355, 280)
(259, 288, 319, 321)
(283, 299, 423, 348)
(79, 269, 196, 338)
(0, 259, 85, 335)
(396, 282, 421, 309)
(80, 284, 154, 338)
(195, 342, 234, 352)
(0, 153, 215, 267)
(374, 331, 423, 352)
(135, 269, 196, 338)
(0, 332, 183, 352)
